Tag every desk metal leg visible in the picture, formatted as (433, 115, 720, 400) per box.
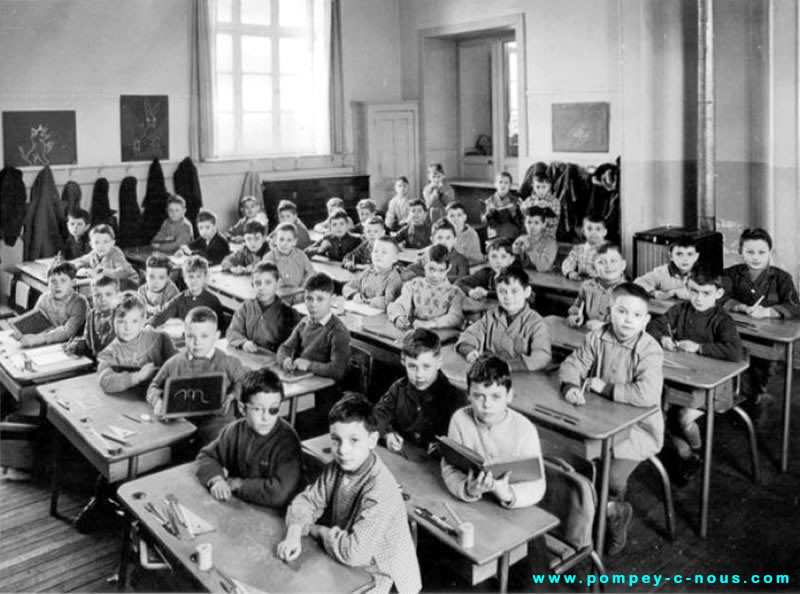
(781, 342, 794, 473)
(127, 456, 140, 481)
(49, 433, 62, 518)
(497, 552, 510, 593)
(289, 397, 298, 426)
(116, 516, 132, 592)
(700, 389, 715, 538)
(594, 439, 612, 558)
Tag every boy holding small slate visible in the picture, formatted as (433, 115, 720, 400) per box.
(196, 368, 303, 508)
(147, 306, 247, 450)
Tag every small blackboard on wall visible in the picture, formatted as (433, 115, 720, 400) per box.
(552, 102, 610, 153)
(162, 373, 225, 419)
(2, 110, 78, 167)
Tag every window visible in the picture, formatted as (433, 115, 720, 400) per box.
(213, 0, 331, 158)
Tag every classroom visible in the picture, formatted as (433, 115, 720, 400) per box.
(1, 0, 799, 592)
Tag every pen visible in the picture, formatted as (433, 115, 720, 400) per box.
(666, 322, 673, 340)
(752, 296, 765, 309)
(122, 413, 142, 424)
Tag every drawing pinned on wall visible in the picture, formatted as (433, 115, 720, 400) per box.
(120, 95, 169, 162)
(2, 111, 78, 168)
(552, 102, 610, 153)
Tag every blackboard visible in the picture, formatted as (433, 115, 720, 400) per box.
(2, 110, 77, 167)
(552, 102, 609, 153)
(162, 373, 225, 419)
(120, 95, 169, 162)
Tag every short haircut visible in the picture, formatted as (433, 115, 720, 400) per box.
(533, 172, 552, 184)
(445, 201, 467, 214)
(375, 236, 399, 252)
(277, 200, 298, 214)
(669, 236, 698, 252)
(428, 163, 445, 175)
(395, 175, 409, 184)
(357, 199, 377, 212)
(739, 227, 773, 250)
(145, 254, 172, 271)
(467, 354, 512, 392)
(91, 273, 119, 290)
(409, 198, 427, 211)
(524, 206, 556, 221)
(496, 265, 529, 288)
(427, 244, 451, 266)
(401, 328, 441, 358)
(305, 272, 335, 294)
(497, 171, 513, 183)
(327, 197, 345, 209)
(689, 269, 724, 289)
(167, 194, 186, 208)
(431, 218, 456, 236)
(595, 243, 622, 257)
(328, 392, 378, 433)
(612, 281, 651, 305)
(182, 255, 209, 276)
(275, 222, 297, 237)
(329, 209, 349, 223)
(196, 209, 217, 225)
(90, 224, 115, 239)
(240, 368, 285, 404)
(113, 291, 146, 319)
(48, 261, 77, 279)
(252, 261, 280, 282)
(185, 305, 218, 326)
(68, 208, 90, 224)
(365, 215, 385, 227)
(487, 236, 515, 256)
(583, 214, 607, 227)
(244, 220, 266, 236)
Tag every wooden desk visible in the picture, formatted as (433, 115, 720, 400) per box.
(116, 462, 372, 593)
(439, 344, 657, 557)
(397, 248, 488, 275)
(37, 374, 196, 517)
(14, 258, 92, 296)
(310, 257, 356, 284)
(124, 245, 161, 269)
(527, 271, 581, 299)
(205, 268, 302, 311)
(303, 437, 558, 593)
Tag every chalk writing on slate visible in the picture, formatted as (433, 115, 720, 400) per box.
(162, 373, 226, 419)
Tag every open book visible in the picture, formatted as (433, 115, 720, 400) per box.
(436, 436, 542, 483)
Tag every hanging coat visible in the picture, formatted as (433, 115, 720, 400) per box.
(141, 158, 169, 242)
(0, 166, 27, 247)
(118, 175, 143, 248)
(60, 180, 82, 241)
(89, 177, 118, 234)
(174, 157, 203, 235)
(23, 166, 65, 260)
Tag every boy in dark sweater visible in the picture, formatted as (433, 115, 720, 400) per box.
(305, 209, 361, 262)
(196, 368, 303, 508)
(178, 209, 230, 266)
(456, 237, 516, 301)
(373, 328, 465, 454)
(277, 273, 351, 382)
(221, 220, 270, 274)
(393, 199, 432, 249)
(400, 218, 470, 282)
(65, 273, 118, 358)
(64, 208, 91, 260)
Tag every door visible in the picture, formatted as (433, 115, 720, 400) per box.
(364, 103, 419, 209)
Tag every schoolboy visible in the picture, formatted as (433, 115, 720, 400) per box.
(456, 237, 516, 301)
(561, 215, 609, 279)
(352, 198, 378, 235)
(442, 354, 547, 508)
(482, 171, 521, 240)
(277, 394, 421, 594)
(97, 292, 177, 393)
(64, 208, 91, 260)
(422, 162, 455, 223)
(151, 194, 194, 253)
(137, 255, 180, 316)
(147, 306, 247, 449)
(305, 210, 361, 262)
(635, 237, 699, 300)
(400, 218, 469, 282)
(457, 267, 552, 371)
(446, 201, 484, 265)
(273, 200, 311, 249)
(226, 262, 303, 353)
(226, 195, 269, 242)
(559, 282, 664, 555)
(221, 221, 270, 274)
(179, 209, 230, 265)
(148, 256, 226, 331)
(277, 273, 351, 382)
(262, 222, 316, 294)
(722, 228, 800, 408)
(313, 197, 355, 234)
(64, 274, 118, 358)
(387, 244, 464, 331)
(342, 237, 403, 310)
(385, 176, 412, 231)
(520, 172, 560, 236)
(513, 206, 558, 272)
(12, 262, 88, 348)
(647, 271, 743, 466)
(393, 199, 432, 249)
(567, 244, 628, 330)
(72, 224, 139, 288)
(342, 215, 386, 270)
(373, 329, 466, 452)
(196, 368, 303, 508)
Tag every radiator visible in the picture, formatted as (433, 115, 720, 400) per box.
(632, 227, 723, 277)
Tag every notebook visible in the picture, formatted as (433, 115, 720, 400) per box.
(436, 436, 542, 483)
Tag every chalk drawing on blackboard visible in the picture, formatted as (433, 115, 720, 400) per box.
(120, 95, 169, 162)
(552, 102, 610, 153)
(2, 111, 78, 168)
(162, 373, 225, 419)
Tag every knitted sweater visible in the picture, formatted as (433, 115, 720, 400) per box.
(386, 277, 464, 330)
(67, 308, 115, 358)
(221, 243, 269, 272)
(514, 233, 558, 272)
(454, 225, 483, 265)
(73, 245, 139, 285)
(137, 280, 180, 316)
(226, 297, 303, 352)
(96, 329, 178, 393)
(394, 221, 431, 250)
(561, 242, 600, 278)
(64, 234, 90, 260)
(400, 247, 470, 283)
(186, 233, 230, 266)
(262, 248, 315, 289)
(21, 291, 88, 346)
(276, 315, 351, 381)
(151, 218, 194, 253)
(647, 302, 743, 361)
(149, 289, 226, 331)
(342, 266, 403, 310)
(305, 233, 362, 262)
(569, 277, 626, 323)
(634, 263, 693, 298)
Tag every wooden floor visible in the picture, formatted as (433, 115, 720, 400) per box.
(1, 368, 799, 593)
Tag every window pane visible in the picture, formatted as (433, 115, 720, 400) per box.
(216, 112, 235, 156)
(280, 74, 312, 112)
(504, 41, 519, 158)
(279, 0, 308, 27)
(216, 34, 233, 72)
(280, 111, 313, 153)
(241, 35, 270, 72)
(242, 74, 271, 111)
(243, 113, 274, 153)
(217, 0, 232, 22)
(279, 38, 310, 73)
(241, 0, 271, 25)
(216, 73, 234, 112)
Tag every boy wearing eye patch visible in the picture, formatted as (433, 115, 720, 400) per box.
(195, 368, 303, 508)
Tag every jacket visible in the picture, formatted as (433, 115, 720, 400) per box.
(174, 157, 203, 234)
(117, 175, 144, 248)
(141, 158, 169, 242)
(0, 166, 26, 246)
(24, 165, 65, 260)
(722, 264, 800, 319)
(90, 177, 118, 232)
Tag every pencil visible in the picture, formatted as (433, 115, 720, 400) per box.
(752, 296, 765, 309)
(444, 502, 463, 526)
(667, 322, 673, 340)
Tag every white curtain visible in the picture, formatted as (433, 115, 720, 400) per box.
(328, 0, 344, 154)
(190, 0, 216, 160)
